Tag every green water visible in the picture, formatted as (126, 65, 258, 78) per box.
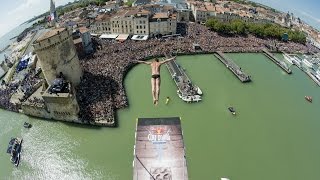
(1, 54, 320, 180)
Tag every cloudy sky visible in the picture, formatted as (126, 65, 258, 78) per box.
(0, 0, 319, 38)
(252, 0, 320, 30)
(0, 0, 72, 37)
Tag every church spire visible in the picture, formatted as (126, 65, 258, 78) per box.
(49, 0, 57, 27)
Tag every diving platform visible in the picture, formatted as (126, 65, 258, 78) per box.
(133, 117, 188, 180)
(165, 55, 202, 103)
(262, 49, 292, 74)
(214, 51, 251, 82)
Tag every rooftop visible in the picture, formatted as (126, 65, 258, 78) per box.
(36, 28, 66, 42)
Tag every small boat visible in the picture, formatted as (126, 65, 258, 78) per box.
(283, 53, 294, 64)
(305, 96, 312, 103)
(228, 107, 236, 115)
(195, 85, 203, 95)
(6, 138, 23, 167)
(23, 122, 32, 128)
(221, 178, 230, 180)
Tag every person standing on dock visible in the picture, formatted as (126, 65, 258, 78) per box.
(135, 57, 176, 105)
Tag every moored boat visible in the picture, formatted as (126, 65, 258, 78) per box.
(23, 122, 32, 128)
(303, 58, 313, 68)
(305, 96, 312, 103)
(6, 137, 23, 167)
(283, 53, 294, 64)
(195, 85, 202, 95)
(228, 107, 236, 115)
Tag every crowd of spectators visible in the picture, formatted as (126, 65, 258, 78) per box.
(0, 22, 319, 123)
(76, 22, 319, 123)
(0, 68, 43, 112)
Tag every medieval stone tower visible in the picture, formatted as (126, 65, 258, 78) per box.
(33, 28, 83, 86)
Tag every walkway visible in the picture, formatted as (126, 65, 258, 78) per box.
(262, 49, 292, 74)
(214, 51, 251, 83)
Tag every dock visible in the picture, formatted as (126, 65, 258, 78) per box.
(214, 51, 251, 82)
(133, 117, 188, 180)
(262, 49, 292, 74)
(165, 56, 202, 102)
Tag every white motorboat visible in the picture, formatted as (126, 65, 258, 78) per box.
(303, 58, 313, 68)
(181, 95, 202, 102)
(221, 178, 230, 180)
(283, 53, 294, 64)
(195, 86, 202, 95)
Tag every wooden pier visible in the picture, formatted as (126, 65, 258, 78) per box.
(214, 51, 251, 83)
(165, 55, 202, 102)
(262, 49, 292, 74)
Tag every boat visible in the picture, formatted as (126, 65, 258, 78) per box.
(303, 58, 313, 68)
(283, 53, 294, 64)
(305, 96, 312, 103)
(181, 95, 202, 103)
(195, 85, 203, 95)
(221, 178, 230, 180)
(228, 107, 236, 115)
(6, 138, 23, 167)
(23, 122, 32, 128)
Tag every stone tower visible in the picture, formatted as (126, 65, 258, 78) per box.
(33, 28, 83, 86)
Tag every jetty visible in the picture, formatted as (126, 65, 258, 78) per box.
(165, 55, 202, 102)
(133, 117, 188, 180)
(262, 49, 292, 74)
(214, 51, 251, 82)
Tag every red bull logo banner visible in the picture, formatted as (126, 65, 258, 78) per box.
(147, 127, 171, 144)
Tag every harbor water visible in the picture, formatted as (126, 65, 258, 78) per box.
(1, 54, 320, 179)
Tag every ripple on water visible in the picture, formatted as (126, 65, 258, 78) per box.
(10, 122, 103, 180)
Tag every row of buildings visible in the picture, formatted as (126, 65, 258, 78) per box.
(90, 5, 180, 36)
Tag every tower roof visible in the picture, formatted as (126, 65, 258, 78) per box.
(36, 28, 66, 42)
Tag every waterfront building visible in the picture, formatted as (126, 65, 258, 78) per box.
(73, 27, 93, 56)
(90, 7, 177, 36)
(149, 12, 177, 36)
(132, 0, 151, 7)
(90, 14, 112, 35)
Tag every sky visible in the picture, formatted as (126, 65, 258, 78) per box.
(251, 0, 320, 30)
(0, 0, 319, 38)
(0, 0, 73, 38)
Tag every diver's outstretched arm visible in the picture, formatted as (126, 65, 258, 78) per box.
(160, 56, 176, 64)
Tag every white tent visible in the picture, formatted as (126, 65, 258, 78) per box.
(99, 34, 118, 39)
(116, 34, 129, 41)
(131, 35, 148, 41)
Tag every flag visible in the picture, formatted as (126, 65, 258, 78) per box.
(51, 13, 55, 21)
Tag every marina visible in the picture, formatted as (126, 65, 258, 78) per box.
(214, 51, 251, 82)
(165, 56, 202, 103)
(263, 49, 292, 74)
(291, 55, 320, 86)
